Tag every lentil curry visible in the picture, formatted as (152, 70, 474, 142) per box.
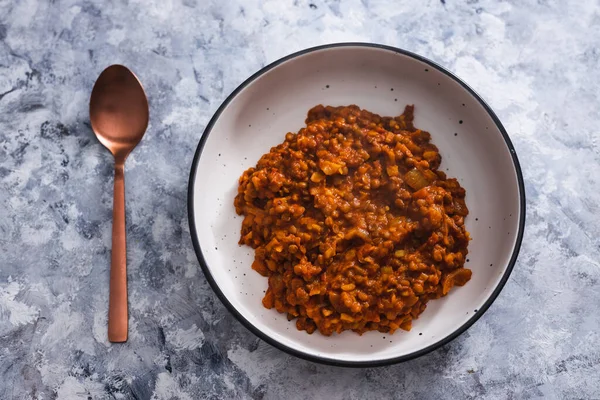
(234, 105, 471, 336)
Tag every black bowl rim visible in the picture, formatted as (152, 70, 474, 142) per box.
(187, 42, 526, 368)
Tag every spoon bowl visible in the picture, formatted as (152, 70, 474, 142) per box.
(90, 65, 149, 342)
(90, 65, 149, 160)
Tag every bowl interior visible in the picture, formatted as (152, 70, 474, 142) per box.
(189, 45, 523, 365)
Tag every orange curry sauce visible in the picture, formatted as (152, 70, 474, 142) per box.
(234, 105, 471, 336)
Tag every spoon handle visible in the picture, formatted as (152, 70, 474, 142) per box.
(108, 162, 128, 342)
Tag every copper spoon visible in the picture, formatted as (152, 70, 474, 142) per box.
(90, 65, 149, 343)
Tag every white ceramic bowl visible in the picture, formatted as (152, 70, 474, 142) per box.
(188, 43, 525, 367)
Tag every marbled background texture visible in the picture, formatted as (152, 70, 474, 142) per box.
(1, 0, 599, 399)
